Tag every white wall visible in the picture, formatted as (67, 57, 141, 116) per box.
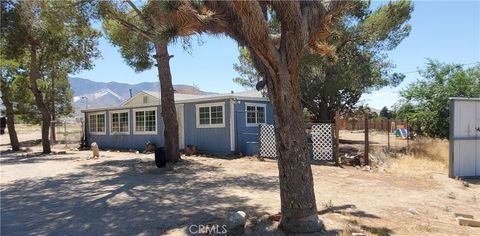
(449, 98, 480, 177)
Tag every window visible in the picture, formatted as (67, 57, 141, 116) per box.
(111, 110, 129, 134)
(134, 108, 156, 134)
(246, 103, 266, 126)
(196, 102, 225, 128)
(143, 96, 148, 104)
(88, 113, 106, 134)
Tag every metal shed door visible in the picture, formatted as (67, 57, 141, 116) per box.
(451, 99, 480, 177)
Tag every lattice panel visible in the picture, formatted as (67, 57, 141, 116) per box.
(311, 124, 334, 160)
(258, 124, 277, 158)
(258, 123, 334, 161)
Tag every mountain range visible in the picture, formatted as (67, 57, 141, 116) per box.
(70, 77, 211, 116)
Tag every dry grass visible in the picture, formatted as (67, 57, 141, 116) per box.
(386, 155, 447, 177)
(409, 137, 449, 166)
(381, 137, 449, 176)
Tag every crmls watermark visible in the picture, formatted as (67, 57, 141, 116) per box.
(188, 224, 228, 235)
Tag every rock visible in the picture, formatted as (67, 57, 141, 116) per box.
(91, 142, 100, 158)
(448, 192, 456, 199)
(352, 233, 365, 236)
(225, 211, 247, 230)
(408, 208, 419, 215)
(463, 181, 470, 187)
(362, 166, 371, 171)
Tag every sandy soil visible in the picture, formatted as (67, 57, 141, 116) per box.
(1, 126, 479, 235)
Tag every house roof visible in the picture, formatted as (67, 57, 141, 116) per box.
(143, 90, 266, 101)
(82, 90, 268, 113)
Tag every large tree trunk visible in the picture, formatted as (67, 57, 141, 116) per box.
(265, 61, 322, 233)
(29, 44, 51, 154)
(50, 77, 56, 143)
(154, 43, 179, 162)
(2, 97, 20, 151)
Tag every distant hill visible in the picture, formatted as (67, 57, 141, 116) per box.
(69, 77, 211, 116)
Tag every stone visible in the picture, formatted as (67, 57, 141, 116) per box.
(225, 211, 247, 230)
(91, 142, 100, 158)
(408, 208, 419, 215)
(352, 233, 365, 236)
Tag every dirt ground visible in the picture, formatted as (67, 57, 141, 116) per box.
(1, 125, 479, 235)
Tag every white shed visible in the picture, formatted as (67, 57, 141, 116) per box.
(449, 97, 480, 177)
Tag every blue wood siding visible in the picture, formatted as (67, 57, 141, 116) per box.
(87, 106, 164, 151)
(85, 98, 273, 155)
(234, 100, 273, 155)
(183, 99, 232, 154)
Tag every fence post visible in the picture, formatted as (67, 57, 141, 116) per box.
(364, 112, 369, 166)
(387, 119, 390, 151)
(335, 111, 341, 166)
(406, 117, 410, 152)
(64, 121, 67, 148)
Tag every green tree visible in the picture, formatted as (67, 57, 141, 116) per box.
(155, 1, 349, 232)
(44, 70, 74, 142)
(1, 0, 100, 153)
(0, 56, 22, 151)
(99, 0, 186, 162)
(233, 1, 412, 121)
(397, 60, 480, 139)
(379, 106, 394, 119)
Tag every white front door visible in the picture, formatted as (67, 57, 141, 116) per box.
(176, 104, 185, 149)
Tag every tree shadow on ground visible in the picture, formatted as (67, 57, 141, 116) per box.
(0, 138, 42, 148)
(0, 152, 78, 166)
(1, 158, 278, 235)
(318, 204, 380, 219)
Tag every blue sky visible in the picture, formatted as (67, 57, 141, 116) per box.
(74, 1, 480, 110)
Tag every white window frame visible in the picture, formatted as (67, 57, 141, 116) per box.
(133, 107, 157, 135)
(195, 102, 226, 128)
(245, 102, 267, 127)
(88, 112, 106, 135)
(110, 109, 130, 135)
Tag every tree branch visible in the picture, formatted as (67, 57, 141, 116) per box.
(304, 1, 349, 50)
(104, 7, 154, 41)
(125, 0, 153, 29)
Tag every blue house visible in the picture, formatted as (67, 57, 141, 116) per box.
(82, 90, 273, 155)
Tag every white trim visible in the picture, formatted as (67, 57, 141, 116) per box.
(110, 109, 130, 135)
(132, 107, 157, 135)
(230, 99, 235, 152)
(195, 102, 226, 128)
(88, 111, 106, 135)
(176, 104, 185, 149)
(245, 102, 267, 127)
(81, 96, 268, 113)
(179, 96, 268, 104)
